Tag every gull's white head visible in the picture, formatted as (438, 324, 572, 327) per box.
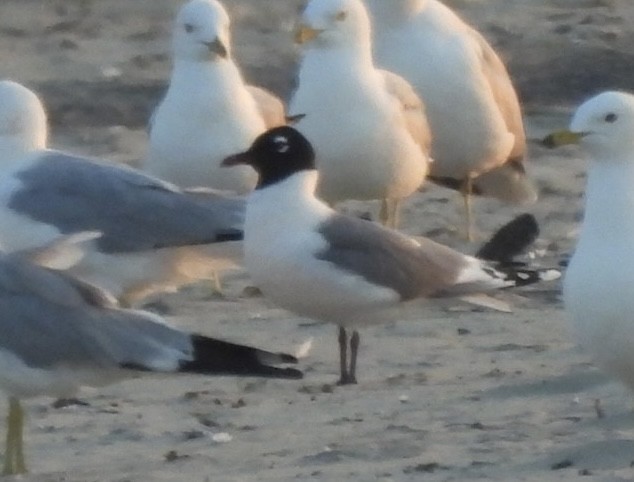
(0, 80, 47, 155)
(297, 0, 373, 50)
(172, 0, 231, 62)
(570, 91, 634, 162)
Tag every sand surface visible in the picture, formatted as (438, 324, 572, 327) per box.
(2, 0, 634, 480)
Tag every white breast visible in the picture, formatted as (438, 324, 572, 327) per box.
(244, 174, 399, 325)
(371, 3, 514, 177)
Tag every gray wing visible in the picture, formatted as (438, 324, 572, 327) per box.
(0, 253, 192, 371)
(316, 215, 469, 300)
(0, 254, 302, 379)
(9, 152, 245, 253)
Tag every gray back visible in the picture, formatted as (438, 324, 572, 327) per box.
(9, 152, 245, 253)
(0, 252, 191, 370)
(316, 215, 468, 300)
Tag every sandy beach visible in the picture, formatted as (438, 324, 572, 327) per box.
(3, 0, 634, 480)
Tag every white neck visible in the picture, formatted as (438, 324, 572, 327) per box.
(579, 160, 634, 244)
(164, 58, 262, 126)
(246, 171, 331, 232)
(0, 135, 44, 168)
(300, 45, 375, 85)
(171, 58, 247, 99)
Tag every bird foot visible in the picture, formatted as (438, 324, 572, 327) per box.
(336, 375, 358, 386)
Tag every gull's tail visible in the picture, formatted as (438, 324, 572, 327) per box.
(476, 213, 539, 264)
(180, 335, 303, 379)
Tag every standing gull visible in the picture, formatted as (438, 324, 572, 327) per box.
(144, 0, 285, 193)
(289, 0, 432, 228)
(0, 246, 301, 475)
(223, 126, 558, 384)
(546, 91, 634, 394)
(0, 80, 245, 306)
(365, 0, 537, 239)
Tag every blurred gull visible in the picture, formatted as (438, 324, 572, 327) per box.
(289, 0, 432, 228)
(365, 0, 537, 239)
(546, 91, 634, 396)
(144, 0, 285, 193)
(0, 239, 301, 475)
(0, 80, 245, 306)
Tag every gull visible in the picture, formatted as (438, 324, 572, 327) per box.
(0, 242, 301, 475)
(545, 91, 634, 394)
(364, 0, 537, 239)
(0, 80, 245, 306)
(289, 0, 432, 228)
(144, 0, 285, 193)
(223, 126, 558, 384)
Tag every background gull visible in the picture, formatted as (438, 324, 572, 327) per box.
(223, 126, 558, 385)
(365, 0, 537, 239)
(546, 91, 634, 398)
(0, 243, 301, 475)
(0, 80, 245, 306)
(289, 0, 432, 228)
(144, 0, 286, 193)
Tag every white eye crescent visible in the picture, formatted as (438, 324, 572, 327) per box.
(273, 135, 290, 153)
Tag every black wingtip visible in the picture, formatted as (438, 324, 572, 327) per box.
(180, 335, 303, 380)
(215, 229, 244, 242)
(476, 213, 539, 263)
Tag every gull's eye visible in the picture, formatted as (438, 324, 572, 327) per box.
(184, 23, 195, 33)
(273, 135, 290, 153)
(605, 113, 618, 123)
(335, 10, 347, 21)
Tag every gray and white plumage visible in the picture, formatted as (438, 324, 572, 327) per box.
(8, 152, 243, 253)
(0, 245, 301, 474)
(364, 0, 537, 235)
(144, 0, 285, 193)
(289, 0, 431, 228)
(549, 91, 634, 394)
(223, 126, 557, 384)
(0, 250, 301, 398)
(0, 80, 244, 304)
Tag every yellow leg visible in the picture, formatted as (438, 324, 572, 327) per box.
(212, 270, 223, 294)
(388, 199, 401, 229)
(379, 199, 401, 229)
(461, 176, 475, 242)
(3, 397, 26, 475)
(3, 401, 14, 476)
(379, 199, 389, 226)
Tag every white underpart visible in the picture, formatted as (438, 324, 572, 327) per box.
(144, 0, 265, 193)
(366, 0, 514, 178)
(562, 92, 634, 391)
(290, 0, 429, 204)
(564, 160, 634, 389)
(0, 349, 121, 398)
(244, 172, 400, 327)
(146, 61, 261, 193)
(0, 323, 188, 400)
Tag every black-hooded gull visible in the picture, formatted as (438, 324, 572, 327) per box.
(289, 0, 432, 229)
(223, 126, 558, 385)
(364, 0, 537, 239)
(0, 80, 244, 306)
(0, 239, 301, 475)
(545, 91, 634, 395)
(144, 0, 285, 194)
